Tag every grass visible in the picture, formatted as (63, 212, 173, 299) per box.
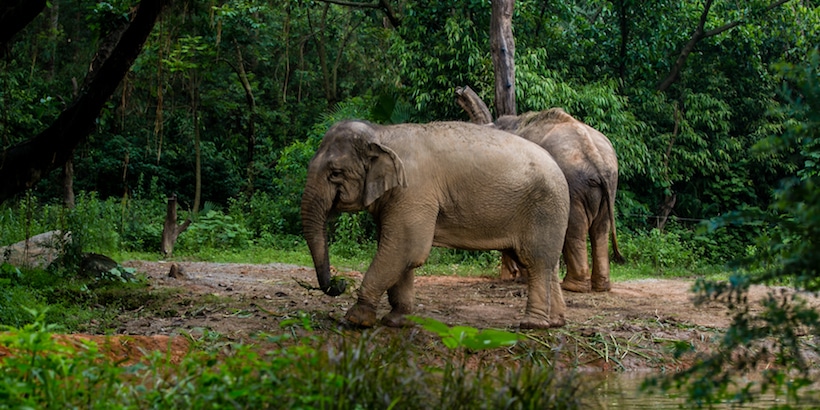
(118, 243, 729, 284)
(120, 238, 731, 283)
(0, 231, 745, 409)
(0, 310, 600, 409)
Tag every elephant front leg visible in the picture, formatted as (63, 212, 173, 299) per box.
(345, 222, 432, 328)
(381, 268, 415, 327)
(345, 253, 397, 327)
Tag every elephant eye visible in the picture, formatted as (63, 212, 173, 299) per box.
(329, 169, 344, 180)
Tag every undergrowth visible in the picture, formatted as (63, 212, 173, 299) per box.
(0, 310, 598, 409)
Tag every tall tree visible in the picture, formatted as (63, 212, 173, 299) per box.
(0, 0, 47, 55)
(0, 0, 170, 203)
(491, 0, 515, 116)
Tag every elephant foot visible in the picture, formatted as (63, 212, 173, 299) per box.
(381, 311, 413, 328)
(520, 315, 565, 329)
(561, 278, 591, 293)
(345, 303, 378, 327)
(592, 279, 611, 292)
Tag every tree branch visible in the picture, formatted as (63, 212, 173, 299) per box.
(657, 0, 791, 92)
(702, 0, 792, 38)
(657, 0, 713, 92)
(0, 0, 169, 202)
(314, 0, 400, 27)
(454, 86, 492, 124)
(0, 0, 47, 54)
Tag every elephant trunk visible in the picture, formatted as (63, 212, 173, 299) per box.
(301, 184, 343, 296)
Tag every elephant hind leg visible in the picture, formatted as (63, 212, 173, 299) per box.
(561, 205, 592, 293)
(501, 251, 527, 283)
(589, 210, 612, 292)
(514, 249, 566, 329)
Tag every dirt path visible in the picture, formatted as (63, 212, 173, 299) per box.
(94, 260, 813, 371)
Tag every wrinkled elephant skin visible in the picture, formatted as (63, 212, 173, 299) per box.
(301, 120, 570, 329)
(495, 109, 623, 293)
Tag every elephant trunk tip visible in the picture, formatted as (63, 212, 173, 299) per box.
(322, 276, 348, 296)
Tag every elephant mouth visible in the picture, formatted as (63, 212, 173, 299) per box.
(331, 190, 359, 213)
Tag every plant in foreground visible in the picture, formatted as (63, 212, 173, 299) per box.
(645, 50, 820, 409)
(0, 310, 596, 409)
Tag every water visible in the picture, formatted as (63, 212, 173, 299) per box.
(590, 372, 820, 409)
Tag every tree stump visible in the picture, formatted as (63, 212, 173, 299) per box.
(160, 194, 191, 258)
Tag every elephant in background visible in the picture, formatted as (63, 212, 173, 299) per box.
(301, 120, 570, 329)
(495, 108, 624, 293)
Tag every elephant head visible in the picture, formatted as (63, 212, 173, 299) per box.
(300, 121, 407, 296)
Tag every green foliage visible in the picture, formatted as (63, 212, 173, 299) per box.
(419, 249, 501, 277)
(177, 209, 252, 253)
(0, 312, 594, 409)
(619, 227, 701, 273)
(649, 50, 820, 407)
(0, 257, 154, 332)
(329, 212, 377, 259)
(0, 309, 130, 409)
(389, 2, 493, 120)
(409, 316, 521, 350)
(370, 93, 415, 124)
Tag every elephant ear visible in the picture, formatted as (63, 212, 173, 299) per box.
(364, 142, 407, 207)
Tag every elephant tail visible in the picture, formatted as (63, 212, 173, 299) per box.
(609, 210, 625, 264)
(602, 174, 625, 264)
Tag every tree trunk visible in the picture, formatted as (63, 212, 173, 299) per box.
(490, 0, 516, 116)
(62, 157, 75, 208)
(161, 194, 191, 257)
(0, 0, 169, 203)
(234, 40, 257, 196)
(656, 194, 677, 231)
(191, 74, 202, 215)
(0, 0, 47, 55)
(311, 4, 336, 104)
(455, 86, 492, 124)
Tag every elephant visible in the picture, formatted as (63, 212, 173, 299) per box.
(494, 108, 624, 293)
(301, 120, 570, 329)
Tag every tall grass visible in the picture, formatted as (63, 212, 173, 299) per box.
(0, 310, 598, 409)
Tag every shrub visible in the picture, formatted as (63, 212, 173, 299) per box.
(619, 226, 701, 273)
(176, 209, 252, 252)
(0, 312, 596, 409)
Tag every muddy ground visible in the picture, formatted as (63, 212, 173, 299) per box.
(78, 260, 812, 372)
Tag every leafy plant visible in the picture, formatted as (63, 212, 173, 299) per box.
(177, 209, 252, 252)
(618, 226, 701, 273)
(408, 316, 521, 350)
(648, 50, 820, 407)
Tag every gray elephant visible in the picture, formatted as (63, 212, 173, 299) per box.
(495, 109, 624, 293)
(301, 120, 570, 329)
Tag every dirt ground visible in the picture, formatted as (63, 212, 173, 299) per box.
(2, 256, 809, 371)
(47, 260, 801, 372)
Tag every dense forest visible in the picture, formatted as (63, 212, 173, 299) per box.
(3, 1, 820, 407)
(1, 0, 819, 256)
